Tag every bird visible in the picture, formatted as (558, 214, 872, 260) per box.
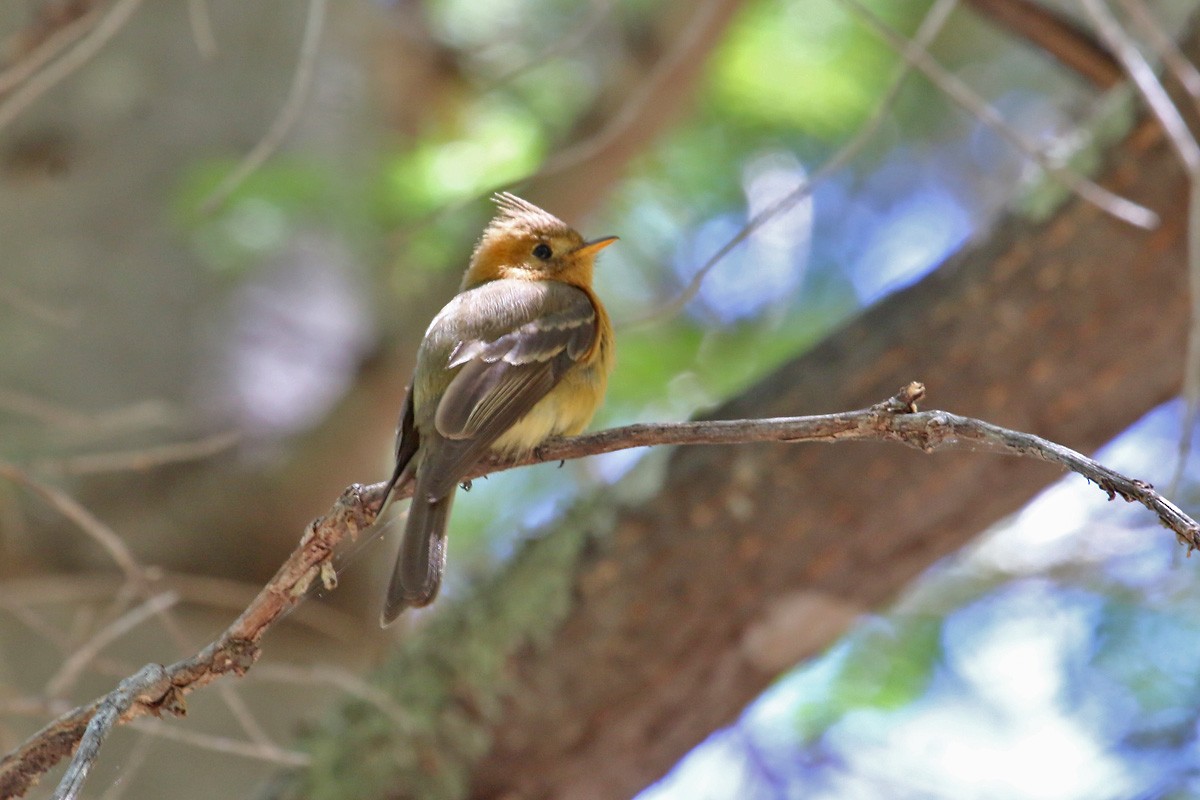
(378, 192, 617, 625)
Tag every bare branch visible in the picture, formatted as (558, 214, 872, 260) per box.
(531, 0, 741, 181)
(1175, 178, 1200, 496)
(2, 383, 1196, 799)
(484, 0, 616, 88)
(1080, 0, 1200, 170)
(0, 1, 100, 96)
(0, 572, 359, 642)
(250, 663, 413, 732)
(838, 0, 1160, 229)
(1117, 0, 1200, 102)
(626, 0, 959, 328)
(126, 720, 309, 767)
(0, 279, 78, 328)
(50, 663, 172, 800)
(0, 599, 73, 652)
(1078, 0, 1200, 496)
(198, 0, 327, 214)
(186, 0, 218, 60)
(0, 0, 147, 135)
(0, 463, 145, 581)
(0, 464, 282, 752)
(32, 431, 242, 475)
(0, 696, 71, 720)
(45, 592, 180, 700)
(0, 390, 178, 434)
(966, 0, 1123, 88)
(0, 388, 100, 428)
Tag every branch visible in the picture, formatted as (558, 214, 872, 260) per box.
(964, 0, 1123, 89)
(1, 383, 1196, 798)
(0, 0, 100, 96)
(625, 0, 959, 329)
(197, 0, 327, 214)
(839, 0, 1160, 229)
(1077, 1, 1200, 497)
(0, 0, 147, 135)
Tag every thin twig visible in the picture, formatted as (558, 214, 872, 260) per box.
(250, 662, 412, 732)
(0, 572, 359, 642)
(1174, 178, 1200, 499)
(3, 383, 1197, 799)
(198, 0, 327, 214)
(0, 0, 147, 135)
(0, 463, 282, 751)
(484, 0, 616, 88)
(0, 597, 73, 651)
(1117, 0, 1200, 102)
(1079, 0, 1200, 497)
(50, 663, 172, 800)
(186, 0, 218, 60)
(45, 592, 180, 700)
(0, 463, 144, 580)
(965, 0, 1123, 88)
(1080, 0, 1200, 170)
(532, 0, 733, 179)
(625, 0, 959, 328)
(0, 280, 78, 328)
(32, 431, 242, 475)
(0, 389, 96, 428)
(0, 696, 71, 719)
(127, 720, 310, 767)
(839, 0, 1159, 229)
(0, 1, 101, 96)
(0, 390, 178, 434)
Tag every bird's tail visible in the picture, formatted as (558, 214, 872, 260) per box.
(380, 482, 456, 626)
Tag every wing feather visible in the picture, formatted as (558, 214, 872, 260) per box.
(418, 281, 596, 499)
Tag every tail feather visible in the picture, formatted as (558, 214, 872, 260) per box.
(380, 485, 456, 626)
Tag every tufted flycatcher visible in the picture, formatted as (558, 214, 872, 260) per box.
(378, 192, 616, 626)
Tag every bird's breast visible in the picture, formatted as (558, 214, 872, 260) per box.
(489, 351, 610, 455)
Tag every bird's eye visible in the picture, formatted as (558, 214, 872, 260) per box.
(532, 243, 553, 260)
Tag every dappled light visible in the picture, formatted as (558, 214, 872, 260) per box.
(4, 0, 1200, 798)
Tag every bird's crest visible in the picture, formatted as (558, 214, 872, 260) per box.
(488, 192, 572, 238)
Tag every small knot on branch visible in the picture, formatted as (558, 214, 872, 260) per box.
(341, 482, 384, 530)
(875, 382, 925, 414)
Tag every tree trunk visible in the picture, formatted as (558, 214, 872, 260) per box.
(469, 126, 1188, 800)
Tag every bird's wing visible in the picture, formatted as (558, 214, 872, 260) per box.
(381, 378, 419, 503)
(419, 281, 597, 499)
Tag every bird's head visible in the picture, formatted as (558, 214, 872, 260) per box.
(463, 192, 617, 289)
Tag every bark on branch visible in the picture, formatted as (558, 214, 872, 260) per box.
(1, 383, 1195, 799)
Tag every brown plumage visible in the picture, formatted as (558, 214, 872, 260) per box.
(379, 193, 616, 625)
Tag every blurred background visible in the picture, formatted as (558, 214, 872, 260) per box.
(3, 0, 1200, 797)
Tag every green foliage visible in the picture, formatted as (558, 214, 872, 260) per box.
(833, 616, 942, 710)
(709, 0, 927, 139)
(378, 101, 545, 219)
(782, 615, 942, 744)
(173, 159, 334, 275)
(503, 60, 600, 135)
(633, 126, 746, 214)
(174, 158, 331, 222)
(607, 312, 828, 414)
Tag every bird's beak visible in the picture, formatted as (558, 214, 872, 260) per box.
(574, 236, 618, 257)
